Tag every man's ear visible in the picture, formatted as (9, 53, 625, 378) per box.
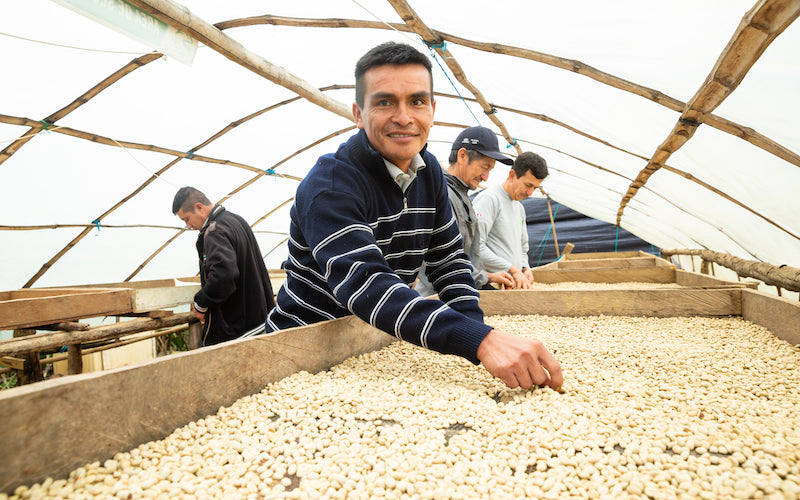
(352, 103, 364, 129)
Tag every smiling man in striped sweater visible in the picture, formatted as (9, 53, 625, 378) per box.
(264, 42, 562, 391)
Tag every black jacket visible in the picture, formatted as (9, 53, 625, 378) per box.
(194, 206, 275, 345)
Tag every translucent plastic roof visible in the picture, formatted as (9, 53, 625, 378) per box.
(2, 0, 799, 291)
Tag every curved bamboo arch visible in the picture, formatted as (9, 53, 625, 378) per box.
(617, 0, 800, 225)
(124, 126, 355, 282)
(6, 0, 798, 287)
(433, 94, 800, 243)
(0, 53, 162, 168)
(211, 13, 800, 171)
(21, 85, 350, 287)
(512, 138, 763, 261)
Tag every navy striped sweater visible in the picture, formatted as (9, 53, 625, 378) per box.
(265, 130, 493, 363)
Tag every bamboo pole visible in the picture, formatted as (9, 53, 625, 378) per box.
(126, 0, 352, 121)
(0, 53, 162, 168)
(125, 126, 354, 282)
(0, 313, 196, 358)
(617, 0, 800, 226)
(0, 325, 193, 375)
(660, 249, 800, 292)
(213, 15, 800, 171)
(545, 196, 560, 258)
(385, 0, 522, 155)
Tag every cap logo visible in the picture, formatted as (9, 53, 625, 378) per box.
(462, 138, 481, 145)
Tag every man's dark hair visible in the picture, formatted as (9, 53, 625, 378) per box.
(354, 42, 433, 108)
(512, 152, 549, 180)
(448, 148, 484, 165)
(172, 186, 211, 214)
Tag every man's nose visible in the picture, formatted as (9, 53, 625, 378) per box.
(393, 103, 412, 124)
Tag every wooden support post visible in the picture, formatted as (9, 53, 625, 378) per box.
(700, 260, 710, 275)
(13, 329, 43, 385)
(187, 322, 203, 350)
(546, 197, 560, 258)
(67, 344, 83, 375)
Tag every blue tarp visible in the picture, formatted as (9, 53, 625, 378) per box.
(523, 198, 660, 267)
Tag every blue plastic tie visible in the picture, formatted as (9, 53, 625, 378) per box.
(426, 40, 447, 53)
(265, 169, 276, 176)
(506, 138, 518, 149)
(425, 44, 481, 126)
(614, 225, 620, 252)
(185, 151, 195, 159)
(39, 120, 52, 133)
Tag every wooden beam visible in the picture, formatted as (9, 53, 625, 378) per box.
(67, 344, 83, 375)
(126, 0, 352, 121)
(742, 289, 800, 346)
(0, 313, 196, 358)
(479, 288, 741, 317)
(0, 315, 394, 492)
(0, 289, 133, 330)
(532, 267, 676, 284)
(0, 356, 25, 370)
(13, 329, 42, 385)
(556, 256, 661, 270)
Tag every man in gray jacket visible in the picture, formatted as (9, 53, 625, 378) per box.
(416, 126, 514, 296)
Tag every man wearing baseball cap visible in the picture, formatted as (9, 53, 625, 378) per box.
(416, 126, 515, 297)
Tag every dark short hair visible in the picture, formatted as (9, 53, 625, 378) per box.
(172, 186, 211, 214)
(448, 148, 485, 165)
(354, 42, 433, 108)
(512, 152, 549, 180)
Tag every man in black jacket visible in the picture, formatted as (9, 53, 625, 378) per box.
(173, 186, 275, 346)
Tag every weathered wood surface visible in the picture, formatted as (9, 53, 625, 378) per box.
(674, 269, 757, 288)
(0, 315, 395, 493)
(0, 289, 132, 330)
(131, 285, 200, 313)
(555, 256, 663, 270)
(532, 267, 676, 284)
(479, 288, 741, 317)
(741, 289, 800, 346)
(0, 313, 196, 358)
(561, 250, 647, 261)
(663, 248, 800, 292)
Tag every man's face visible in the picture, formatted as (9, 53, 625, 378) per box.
(454, 149, 496, 190)
(352, 64, 435, 171)
(508, 171, 544, 201)
(175, 203, 207, 230)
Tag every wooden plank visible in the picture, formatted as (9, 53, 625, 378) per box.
(0, 356, 25, 370)
(556, 256, 660, 270)
(7, 288, 124, 300)
(479, 288, 741, 317)
(0, 313, 195, 358)
(532, 267, 676, 284)
(0, 289, 133, 330)
(0, 315, 394, 492)
(674, 269, 752, 288)
(741, 289, 800, 346)
(562, 251, 645, 261)
(131, 285, 200, 313)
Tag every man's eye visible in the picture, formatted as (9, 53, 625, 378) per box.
(377, 99, 391, 106)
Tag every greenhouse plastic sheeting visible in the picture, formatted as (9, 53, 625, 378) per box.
(1, 0, 798, 298)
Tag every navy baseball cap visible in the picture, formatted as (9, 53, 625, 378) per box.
(451, 126, 513, 165)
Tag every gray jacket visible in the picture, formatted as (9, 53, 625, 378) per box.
(416, 171, 488, 296)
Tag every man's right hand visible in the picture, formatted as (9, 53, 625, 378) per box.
(487, 271, 514, 289)
(476, 328, 563, 391)
(508, 266, 533, 289)
(191, 308, 206, 323)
